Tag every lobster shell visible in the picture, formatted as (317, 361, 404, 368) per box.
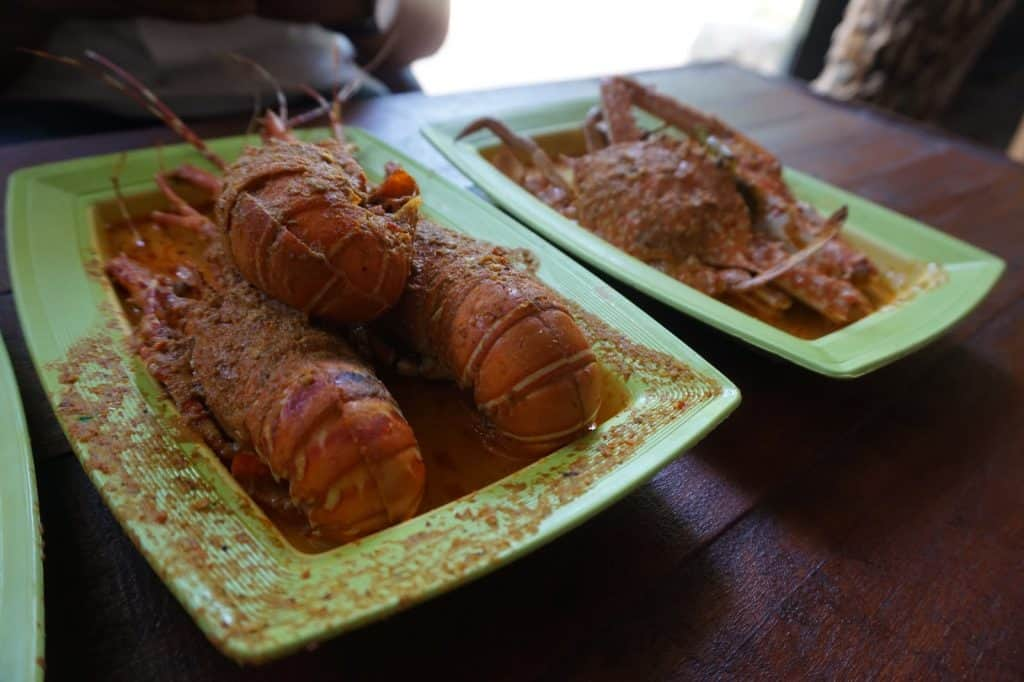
(216, 139, 415, 324)
(389, 221, 603, 453)
(107, 250, 425, 542)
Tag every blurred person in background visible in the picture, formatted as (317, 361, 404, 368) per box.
(0, 0, 449, 141)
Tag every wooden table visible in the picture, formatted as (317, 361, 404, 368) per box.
(2, 63, 1022, 680)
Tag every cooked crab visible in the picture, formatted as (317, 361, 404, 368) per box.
(459, 76, 892, 325)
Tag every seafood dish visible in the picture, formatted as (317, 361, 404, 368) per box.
(460, 76, 900, 336)
(10, 48, 746, 657)
(56, 51, 609, 548)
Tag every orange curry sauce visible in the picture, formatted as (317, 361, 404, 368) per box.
(96, 193, 630, 552)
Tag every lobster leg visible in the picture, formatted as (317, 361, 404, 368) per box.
(286, 30, 399, 136)
(152, 174, 219, 241)
(171, 164, 223, 197)
(225, 52, 287, 125)
(23, 49, 228, 171)
(261, 110, 297, 143)
(105, 256, 236, 458)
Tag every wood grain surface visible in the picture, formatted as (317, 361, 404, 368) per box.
(1, 62, 1022, 681)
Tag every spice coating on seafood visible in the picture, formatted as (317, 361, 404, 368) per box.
(388, 220, 603, 452)
(216, 134, 416, 323)
(31, 49, 418, 324)
(106, 211, 425, 542)
(463, 76, 895, 328)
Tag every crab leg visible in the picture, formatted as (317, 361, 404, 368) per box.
(731, 207, 845, 292)
(746, 285, 792, 312)
(457, 117, 574, 195)
(789, 203, 888, 291)
(748, 240, 873, 324)
(583, 106, 607, 152)
(603, 77, 884, 313)
(735, 288, 792, 319)
(600, 78, 647, 143)
(669, 258, 791, 314)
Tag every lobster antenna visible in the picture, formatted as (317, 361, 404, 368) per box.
(78, 51, 228, 171)
(225, 52, 288, 124)
(338, 28, 400, 103)
(327, 40, 347, 141)
(287, 30, 401, 130)
(18, 48, 137, 107)
(245, 86, 262, 139)
(109, 152, 145, 247)
(732, 207, 847, 292)
(331, 40, 343, 117)
(154, 139, 166, 175)
(296, 84, 344, 142)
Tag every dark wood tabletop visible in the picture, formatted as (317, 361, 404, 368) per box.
(2, 62, 1022, 681)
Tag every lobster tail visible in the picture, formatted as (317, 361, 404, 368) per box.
(390, 221, 603, 454)
(472, 303, 601, 447)
(251, 356, 424, 540)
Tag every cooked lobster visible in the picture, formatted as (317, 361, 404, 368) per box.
(460, 76, 893, 326)
(108, 179, 425, 542)
(385, 220, 603, 453)
(34, 49, 417, 323)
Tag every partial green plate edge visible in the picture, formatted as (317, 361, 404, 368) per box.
(0, 323, 45, 681)
(421, 116, 1006, 379)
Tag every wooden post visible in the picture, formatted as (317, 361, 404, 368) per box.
(812, 0, 1015, 120)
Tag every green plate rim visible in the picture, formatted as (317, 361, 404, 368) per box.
(5, 126, 739, 663)
(0, 331, 45, 681)
(422, 96, 1005, 378)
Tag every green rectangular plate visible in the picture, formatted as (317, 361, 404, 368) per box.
(0, 335, 44, 681)
(423, 98, 1005, 377)
(6, 127, 739, 663)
